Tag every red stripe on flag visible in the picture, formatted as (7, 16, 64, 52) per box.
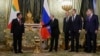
(7, 23, 12, 29)
(41, 27, 50, 39)
(40, 22, 50, 39)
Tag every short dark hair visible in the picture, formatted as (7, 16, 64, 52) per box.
(87, 8, 93, 12)
(72, 9, 76, 12)
(17, 13, 21, 17)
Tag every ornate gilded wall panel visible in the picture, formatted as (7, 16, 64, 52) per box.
(0, 0, 11, 43)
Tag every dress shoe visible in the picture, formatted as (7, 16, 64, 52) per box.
(55, 50, 58, 52)
(14, 51, 18, 54)
(18, 51, 23, 53)
(69, 50, 74, 52)
(49, 50, 52, 52)
(85, 51, 91, 53)
(76, 50, 79, 52)
(93, 51, 96, 53)
(64, 48, 69, 50)
(44, 48, 48, 50)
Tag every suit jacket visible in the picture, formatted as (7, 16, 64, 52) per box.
(69, 15, 82, 32)
(43, 18, 60, 36)
(63, 17, 70, 33)
(50, 19, 60, 36)
(84, 14, 99, 32)
(11, 18, 24, 34)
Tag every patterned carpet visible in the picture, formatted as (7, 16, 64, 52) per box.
(0, 50, 100, 56)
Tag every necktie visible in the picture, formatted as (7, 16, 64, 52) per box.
(66, 18, 68, 22)
(88, 16, 91, 21)
(19, 19, 21, 25)
(72, 16, 74, 21)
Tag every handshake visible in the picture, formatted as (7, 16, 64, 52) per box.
(42, 25, 50, 29)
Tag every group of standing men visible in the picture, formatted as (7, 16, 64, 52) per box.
(43, 8, 99, 53)
(63, 9, 99, 53)
(11, 8, 99, 54)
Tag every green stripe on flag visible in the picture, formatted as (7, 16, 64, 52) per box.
(12, 5, 16, 11)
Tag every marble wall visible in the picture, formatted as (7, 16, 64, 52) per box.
(0, 0, 11, 43)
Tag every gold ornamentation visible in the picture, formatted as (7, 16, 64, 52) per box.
(33, 35, 41, 53)
(62, 5, 72, 11)
(62, 1, 72, 11)
(25, 11, 34, 24)
(24, 11, 34, 31)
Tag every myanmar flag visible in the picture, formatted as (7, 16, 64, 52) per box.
(8, 0, 20, 29)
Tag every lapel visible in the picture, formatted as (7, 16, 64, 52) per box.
(64, 17, 66, 21)
(52, 19, 55, 23)
(16, 19, 19, 24)
(16, 18, 22, 25)
(90, 15, 93, 22)
(65, 17, 69, 22)
(71, 15, 77, 22)
(74, 15, 77, 21)
(71, 16, 73, 22)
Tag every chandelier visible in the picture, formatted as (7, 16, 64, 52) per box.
(62, 1, 72, 11)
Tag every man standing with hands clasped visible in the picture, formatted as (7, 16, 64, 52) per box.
(63, 11, 71, 50)
(11, 13, 24, 53)
(69, 9, 82, 52)
(84, 9, 99, 53)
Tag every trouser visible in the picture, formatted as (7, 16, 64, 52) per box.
(64, 32, 70, 49)
(49, 34, 59, 51)
(70, 31, 80, 51)
(85, 31, 97, 52)
(13, 33, 22, 52)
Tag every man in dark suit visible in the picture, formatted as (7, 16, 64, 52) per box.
(63, 11, 71, 50)
(84, 9, 99, 53)
(11, 13, 24, 53)
(69, 9, 82, 52)
(43, 15, 60, 52)
(49, 15, 60, 52)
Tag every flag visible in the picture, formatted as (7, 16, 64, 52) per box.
(41, 0, 51, 39)
(93, 0, 96, 12)
(80, 0, 94, 18)
(8, 0, 20, 29)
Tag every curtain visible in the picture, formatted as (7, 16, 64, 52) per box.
(18, 0, 43, 23)
(80, 0, 94, 18)
(72, 0, 82, 14)
(95, 0, 100, 22)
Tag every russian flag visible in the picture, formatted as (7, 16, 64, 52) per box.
(41, 0, 51, 39)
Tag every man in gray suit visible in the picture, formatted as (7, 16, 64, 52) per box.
(63, 11, 71, 50)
